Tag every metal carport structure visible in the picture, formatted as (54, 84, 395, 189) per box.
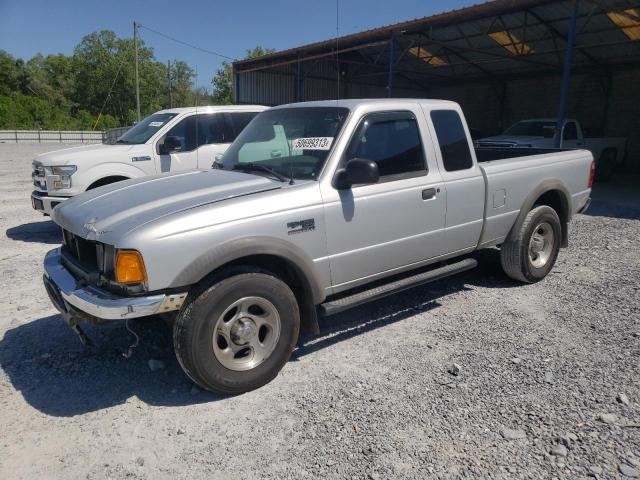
(233, 0, 640, 169)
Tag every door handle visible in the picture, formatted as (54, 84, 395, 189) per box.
(422, 187, 438, 200)
(271, 150, 282, 157)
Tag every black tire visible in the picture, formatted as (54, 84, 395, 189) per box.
(500, 205, 562, 283)
(173, 272, 300, 394)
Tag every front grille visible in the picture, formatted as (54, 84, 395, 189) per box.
(62, 229, 100, 272)
(32, 162, 47, 191)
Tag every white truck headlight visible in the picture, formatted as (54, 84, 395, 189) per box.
(45, 165, 77, 190)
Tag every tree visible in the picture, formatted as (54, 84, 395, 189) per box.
(211, 46, 274, 105)
(0, 30, 201, 130)
(166, 60, 196, 107)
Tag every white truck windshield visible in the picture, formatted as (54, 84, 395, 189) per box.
(504, 120, 557, 138)
(116, 112, 179, 145)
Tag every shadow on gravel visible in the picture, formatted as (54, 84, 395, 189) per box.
(1, 253, 515, 416)
(0, 314, 223, 417)
(5, 220, 61, 244)
(585, 175, 640, 220)
(295, 258, 515, 358)
(583, 199, 640, 221)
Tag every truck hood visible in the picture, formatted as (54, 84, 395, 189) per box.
(477, 134, 546, 145)
(52, 169, 280, 243)
(34, 143, 143, 166)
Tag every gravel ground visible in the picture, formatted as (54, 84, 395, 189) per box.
(0, 143, 638, 479)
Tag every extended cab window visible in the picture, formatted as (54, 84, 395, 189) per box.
(346, 111, 426, 180)
(430, 110, 473, 171)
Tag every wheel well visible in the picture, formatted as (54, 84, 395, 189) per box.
(201, 254, 318, 334)
(533, 189, 569, 247)
(87, 176, 129, 190)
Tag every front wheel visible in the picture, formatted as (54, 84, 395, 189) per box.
(173, 272, 300, 394)
(500, 205, 562, 283)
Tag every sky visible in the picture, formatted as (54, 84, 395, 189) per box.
(0, 0, 477, 91)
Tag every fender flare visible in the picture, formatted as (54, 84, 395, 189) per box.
(172, 236, 326, 305)
(508, 179, 572, 247)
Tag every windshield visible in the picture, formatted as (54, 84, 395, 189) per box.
(116, 112, 179, 144)
(218, 107, 349, 181)
(504, 120, 557, 138)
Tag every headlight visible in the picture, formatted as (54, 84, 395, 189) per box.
(45, 165, 77, 189)
(115, 249, 147, 284)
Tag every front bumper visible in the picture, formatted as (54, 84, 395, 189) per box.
(31, 191, 68, 215)
(43, 248, 187, 324)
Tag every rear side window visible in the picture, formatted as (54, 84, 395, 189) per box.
(563, 122, 577, 140)
(430, 110, 473, 171)
(346, 111, 426, 180)
(227, 112, 260, 139)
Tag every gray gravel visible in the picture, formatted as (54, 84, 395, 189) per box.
(0, 144, 639, 479)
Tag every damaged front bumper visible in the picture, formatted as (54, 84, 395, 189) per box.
(43, 248, 187, 327)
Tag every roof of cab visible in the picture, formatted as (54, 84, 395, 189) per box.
(155, 105, 268, 115)
(272, 98, 460, 110)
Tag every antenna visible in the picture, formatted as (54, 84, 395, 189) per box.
(336, 0, 340, 100)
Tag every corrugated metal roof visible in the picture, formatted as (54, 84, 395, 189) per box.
(234, 0, 640, 83)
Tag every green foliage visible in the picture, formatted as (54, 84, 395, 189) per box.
(0, 31, 199, 130)
(1, 36, 274, 130)
(211, 47, 275, 105)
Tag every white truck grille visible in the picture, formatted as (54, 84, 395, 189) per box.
(32, 162, 47, 191)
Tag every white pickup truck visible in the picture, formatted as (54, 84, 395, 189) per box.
(476, 118, 626, 180)
(31, 105, 267, 214)
(44, 99, 593, 394)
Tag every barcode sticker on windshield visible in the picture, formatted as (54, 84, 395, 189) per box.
(292, 137, 333, 150)
(149, 121, 164, 127)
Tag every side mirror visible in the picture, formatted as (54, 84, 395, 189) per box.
(334, 158, 380, 189)
(159, 135, 182, 155)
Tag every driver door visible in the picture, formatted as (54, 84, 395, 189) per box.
(321, 110, 446, 290)
(156, 115, 198, 173)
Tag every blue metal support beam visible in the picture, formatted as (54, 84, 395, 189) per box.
(388, 36, 395, 98)
(554, 0, 580, 148)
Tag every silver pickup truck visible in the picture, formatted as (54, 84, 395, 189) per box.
(43, 99, 593, 394)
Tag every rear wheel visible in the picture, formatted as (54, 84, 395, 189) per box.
(500, 205, 562, 283)
(173, 272, 300, 394)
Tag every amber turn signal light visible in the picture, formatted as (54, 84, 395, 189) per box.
(115, 250, 147, 284)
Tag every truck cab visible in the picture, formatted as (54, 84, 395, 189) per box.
(31, 105, 267, 214)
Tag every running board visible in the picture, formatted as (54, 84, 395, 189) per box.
(319, 258, 477, 317)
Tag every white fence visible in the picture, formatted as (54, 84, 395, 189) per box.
(0, 130, 105, 144)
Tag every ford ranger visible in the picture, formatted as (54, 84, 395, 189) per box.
(42, 99, 593, 394)
(31, 105, 267, 214)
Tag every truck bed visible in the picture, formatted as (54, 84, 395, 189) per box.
(475, 148, 593, 248)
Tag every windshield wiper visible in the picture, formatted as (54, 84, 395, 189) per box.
(115, 139, 132, 144)
(232, 163, 288, 183)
